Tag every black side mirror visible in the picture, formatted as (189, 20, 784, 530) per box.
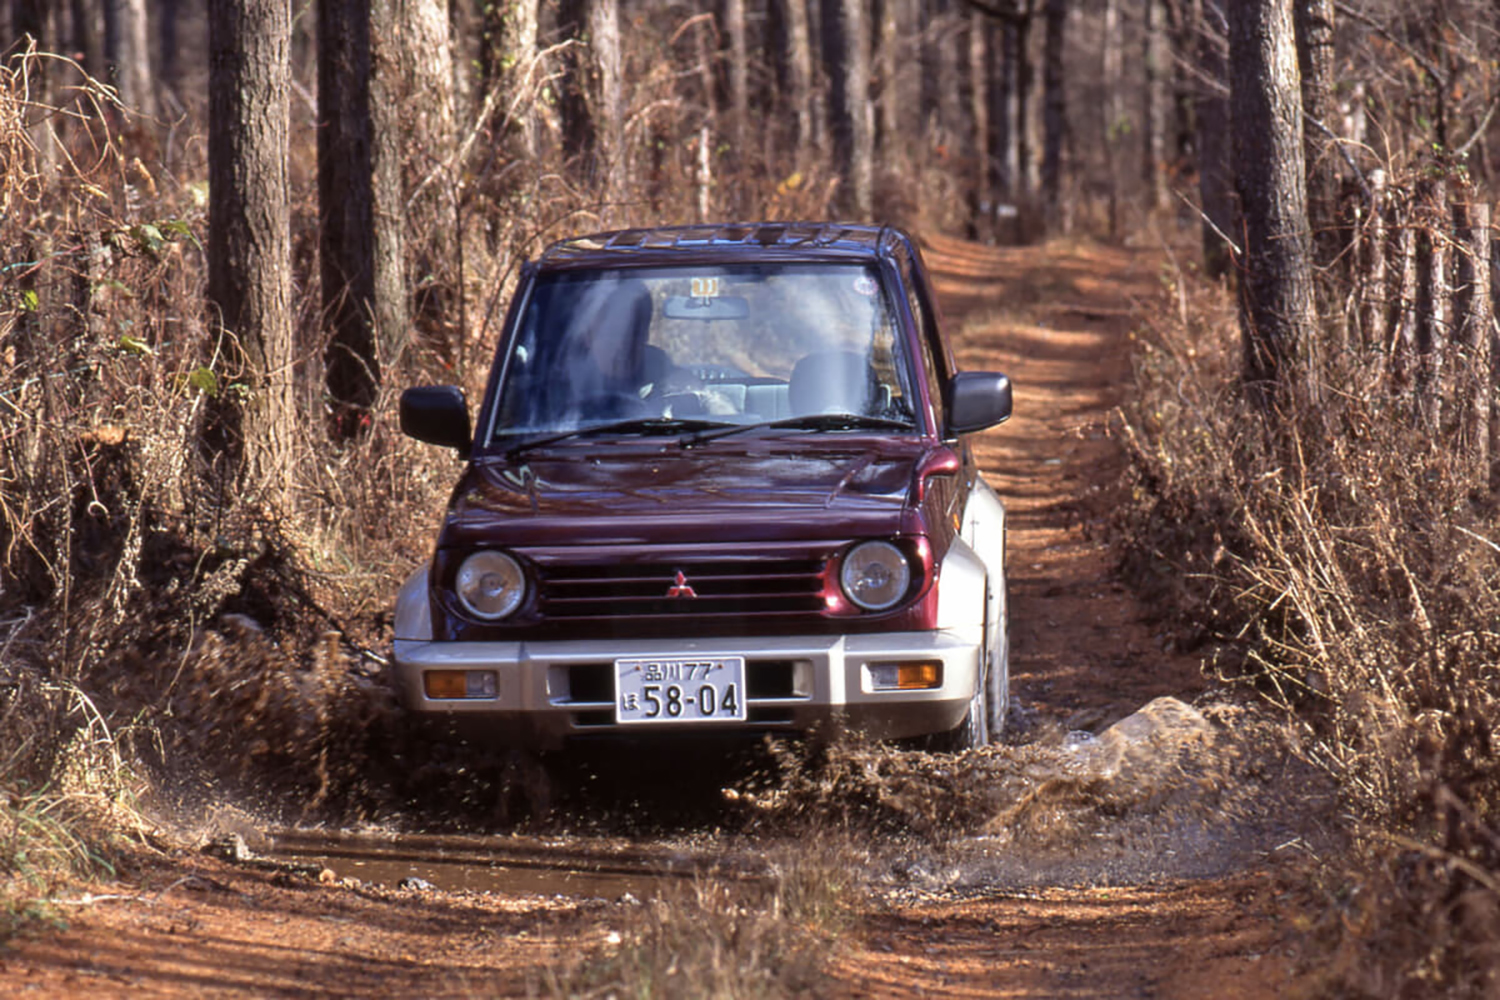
(400, 386, 471, 455)
(946, 371, 1013, 436)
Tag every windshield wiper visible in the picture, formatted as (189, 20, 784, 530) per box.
(681, 412, 916, 446)
(505, 417, 735, 459)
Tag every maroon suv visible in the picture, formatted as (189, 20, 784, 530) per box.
(395, 222, 1012, 750)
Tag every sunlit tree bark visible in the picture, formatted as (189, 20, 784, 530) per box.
(207, 0, 293, 492)
(1196, 0, 1234, 279)
(1229, 0, 1317, 404)
(821, 0, 873, 216)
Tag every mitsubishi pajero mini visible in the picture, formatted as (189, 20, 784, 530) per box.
(395, 223, 1013, 751)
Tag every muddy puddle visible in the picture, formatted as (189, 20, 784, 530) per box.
(258, 829, 767, 897)
(237, 696, 1329, 902)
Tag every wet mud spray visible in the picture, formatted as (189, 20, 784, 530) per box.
(229, 695, 1329, 902)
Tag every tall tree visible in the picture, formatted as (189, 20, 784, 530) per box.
(1294, 0, 1339, 301)
(207, 0, 293, 491)
(768, 0, 815, 155)
(1196, 0, 1234, 278)
(69, 0, 106, 82)
(1040, 0, 1066, 231)
(159, 0, 181, 103)
(968, 9, 991, 230)
(319, 0, 405, 437)
(1100, 0, 1122, 235)
(557, 0, 625, 214)
(588, 0, 625, 214)
(481, 0, 539, 162)
(720, 0, 749, 167)
(1141, 0, 1167, 212)
(401, 0, 458, 349)
(108, 0, 154, 117)
(1229, 0, 1317, 403)
(821, 0, 874, 216)
(483, 0, 537, 161)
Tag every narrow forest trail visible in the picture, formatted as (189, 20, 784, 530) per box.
(0, 237, 1307, 998)
(827, 235, 1298, 998)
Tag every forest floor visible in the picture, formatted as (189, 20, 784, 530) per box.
(0, 237, 1320, 997)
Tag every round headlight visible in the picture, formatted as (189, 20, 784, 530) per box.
(840, 540, 911, 611)
(455, 550, 527, 620)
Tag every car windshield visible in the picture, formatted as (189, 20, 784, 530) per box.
(485, 263, 920, 446)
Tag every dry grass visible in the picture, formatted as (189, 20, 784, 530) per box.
(1115, 247, 1500, 995)
(545, 841, 855, 999)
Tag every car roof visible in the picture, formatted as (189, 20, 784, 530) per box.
(535, 221, 913, 270)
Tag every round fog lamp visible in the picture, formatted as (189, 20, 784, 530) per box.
(840, 541, 911, 611)
(455, 550, 527, 620)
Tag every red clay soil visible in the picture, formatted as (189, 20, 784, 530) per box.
(0, 237, 1307, 998)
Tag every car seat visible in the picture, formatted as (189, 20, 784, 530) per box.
(788, 350, 874, 416)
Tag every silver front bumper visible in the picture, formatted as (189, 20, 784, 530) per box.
(391, 630, 981, 747)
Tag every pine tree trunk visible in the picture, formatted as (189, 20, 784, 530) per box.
(1228, 0, 1317, 405)
(771, 0, 815, 154)
(557, 0, 624, 215)
(996, 18, 1017, 202)
(1142, 0, 1167, 213)
(1040, 0, 1066, 233)
(1101, 0, 1121, 238)
(159, 0, 180, 102)
(557, 0, 593, 163)
(1356, 168, 1388, 352)
(207, 0, 293, 495)
(969, 9, 990, 236)
(821, 0, 873, 217)
(1293, 0, 1338, 303)
(401, 0, 458, 353)
(109, 0, 154, 117)
(319, 0, 405, 438)
(1454, 198, 1490, 477)
(721, 0, 748, 170)
(589, 0, 625, 217)
(1014, 10, 1034, 199)
(1196, 0, 1233, 278)
(370, 0, 406, 371)
(70, 0, 105, 83)
(1413, 180, 1448, 429)
(481, 0, 538, 161)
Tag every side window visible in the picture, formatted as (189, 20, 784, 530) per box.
(902, 265, 947, 435)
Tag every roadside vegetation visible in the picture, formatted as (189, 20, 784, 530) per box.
(1118, 208, 1500, 995)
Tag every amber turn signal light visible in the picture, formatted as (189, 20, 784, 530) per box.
(869, 660, 943, 691)
(897, 661, 942, 689)
(424, 670, 498, 700)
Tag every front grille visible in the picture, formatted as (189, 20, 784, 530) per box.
(537, 557, 826, 621)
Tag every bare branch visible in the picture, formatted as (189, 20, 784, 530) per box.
(1303, 113, 1374, 205)
(1453, 98, 1500, 159)
(1333, 1, 1446, 89)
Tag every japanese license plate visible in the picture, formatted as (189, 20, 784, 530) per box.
(614, 656, 747, 724)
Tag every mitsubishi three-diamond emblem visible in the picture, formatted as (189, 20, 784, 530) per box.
(666, 570, 698, 598)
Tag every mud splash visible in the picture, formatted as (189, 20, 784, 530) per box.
(740, 696, 1331, 894)
(215, 696, 1329, 902)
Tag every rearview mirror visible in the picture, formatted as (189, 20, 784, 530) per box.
(400, 386, 471, 455)
(946, 372, 1012, 436)
(662, 295, 750, 320)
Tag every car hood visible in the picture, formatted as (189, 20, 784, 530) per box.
(437, 438, 943, 548)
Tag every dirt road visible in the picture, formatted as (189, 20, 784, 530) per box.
(0, 238, 1306, 997)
